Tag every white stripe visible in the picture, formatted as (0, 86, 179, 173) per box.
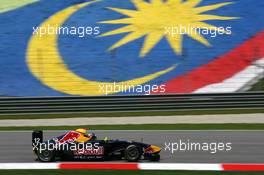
(1, 113, 264, 126)
(194, 58, 264, 93)
(0, 163, 59, 169)
(138, 163, 223, 171)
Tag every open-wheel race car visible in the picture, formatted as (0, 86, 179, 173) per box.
(32, 130, 161, 162)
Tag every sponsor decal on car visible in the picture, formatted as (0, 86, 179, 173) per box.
(73, 146, 104, 156)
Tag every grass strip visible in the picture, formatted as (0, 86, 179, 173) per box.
(0, 0, 38, 13)
(249, 78, 264, 91)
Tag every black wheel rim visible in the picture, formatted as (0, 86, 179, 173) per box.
(128, 148, 139, 158)
(38, 149, 51, 161)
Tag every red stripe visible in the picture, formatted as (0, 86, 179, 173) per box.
(222, 164, 264, 171)
(59, 163, 139, 170)
(159, 31, 264, 93)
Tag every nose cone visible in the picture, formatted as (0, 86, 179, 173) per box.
(145, 145, 161, 154)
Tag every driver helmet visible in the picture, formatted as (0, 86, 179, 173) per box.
(75, 128, 88, 135)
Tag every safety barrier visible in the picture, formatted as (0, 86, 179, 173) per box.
(0, 92, 263, 115)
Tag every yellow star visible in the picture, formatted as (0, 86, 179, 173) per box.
(99, 0, 238, 57)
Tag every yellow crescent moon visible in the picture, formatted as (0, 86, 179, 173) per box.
(26, 1, 176, 96)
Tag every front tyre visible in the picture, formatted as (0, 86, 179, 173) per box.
(124, 145, 142, 162)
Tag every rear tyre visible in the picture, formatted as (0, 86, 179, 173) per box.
(124, 145, 142, 162)
(37, 148, 55, 162)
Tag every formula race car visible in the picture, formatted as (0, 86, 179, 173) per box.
(32, 130, 161, 162)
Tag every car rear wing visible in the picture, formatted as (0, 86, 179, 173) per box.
(32, 130, 43, 150)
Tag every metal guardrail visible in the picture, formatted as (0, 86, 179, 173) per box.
(0, 92, 263, 115)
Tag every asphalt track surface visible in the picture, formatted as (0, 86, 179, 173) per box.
(0, 131, 264, 163)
